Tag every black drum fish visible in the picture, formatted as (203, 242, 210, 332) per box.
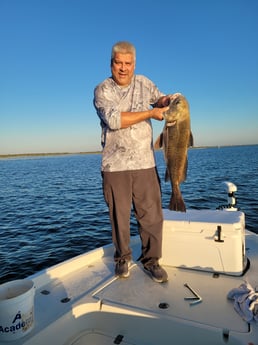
(155, 94, 193, 212)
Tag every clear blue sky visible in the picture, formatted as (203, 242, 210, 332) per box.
(1, 0, 257, 154)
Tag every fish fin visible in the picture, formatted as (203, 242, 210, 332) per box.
(188, 132, 194, 147)
(154, 133, 163, 149)
(169, 190, 186, 212)
(169, 197, 186, 212)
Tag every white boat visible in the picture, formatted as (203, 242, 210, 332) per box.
(1, 182, 258, 344)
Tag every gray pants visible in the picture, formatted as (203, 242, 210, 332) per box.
(102, 167, 163, 265)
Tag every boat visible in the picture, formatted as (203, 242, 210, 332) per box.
(1, 182, 258, 344)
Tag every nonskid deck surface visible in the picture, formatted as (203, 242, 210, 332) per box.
(94, 231, 258, 332)
(68, 259, 253, 345)
(93, 261, 249, 332)
(69, 236, 258, 345)
(14, 232, 258, 345)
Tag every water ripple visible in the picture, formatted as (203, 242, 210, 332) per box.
(0, 146, 257, 284)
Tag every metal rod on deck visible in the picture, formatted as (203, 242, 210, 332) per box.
(184, 283, 202, 305)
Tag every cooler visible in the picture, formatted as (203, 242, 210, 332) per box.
(161, 209, 246, 276)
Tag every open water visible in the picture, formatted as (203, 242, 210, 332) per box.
(0, 145, 257, 284)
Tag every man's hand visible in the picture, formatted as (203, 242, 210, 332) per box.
(150, 106, 169, 121)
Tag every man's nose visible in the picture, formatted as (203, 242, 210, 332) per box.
(120, 63, 127, 70)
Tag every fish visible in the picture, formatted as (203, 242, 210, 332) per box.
(154, 94, 193, 212)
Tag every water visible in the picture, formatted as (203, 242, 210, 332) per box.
(0, 145, 257, 284)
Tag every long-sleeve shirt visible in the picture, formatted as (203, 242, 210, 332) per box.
(94, 74, 164, 172)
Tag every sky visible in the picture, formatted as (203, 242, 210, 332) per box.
(0, 0, 257, 155)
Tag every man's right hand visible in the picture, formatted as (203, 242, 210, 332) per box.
(150, 106, 169, 121)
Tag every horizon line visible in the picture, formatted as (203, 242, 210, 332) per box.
(1, 144, 257, 159)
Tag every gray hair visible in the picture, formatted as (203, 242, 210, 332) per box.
(111, 41, 136, 63)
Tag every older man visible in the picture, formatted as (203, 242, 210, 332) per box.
(94, 41, 173, 283)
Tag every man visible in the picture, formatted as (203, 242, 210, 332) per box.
(94, 41, 173, 283)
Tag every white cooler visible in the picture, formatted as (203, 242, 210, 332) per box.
(161, 209, 246, 276)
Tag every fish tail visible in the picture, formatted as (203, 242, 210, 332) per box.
(169, 192, 186, 212)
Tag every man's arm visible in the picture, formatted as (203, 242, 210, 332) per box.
(120, 95, 172, 128)
(120, 106, 169, 128)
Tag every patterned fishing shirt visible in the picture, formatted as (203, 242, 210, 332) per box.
(94, 74, 164, 172)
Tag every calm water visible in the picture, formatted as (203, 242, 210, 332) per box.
(0, 145, 257, 284)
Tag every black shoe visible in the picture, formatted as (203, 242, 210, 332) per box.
(115, 259, 130, 278)
(144, 263, 168, 283)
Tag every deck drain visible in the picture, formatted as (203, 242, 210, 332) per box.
(159, 302, 169, 309)
(114, 334, 124, 344)
(41, 290, 50, 295)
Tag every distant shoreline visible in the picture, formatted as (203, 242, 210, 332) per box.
(0, 151, 102, 159)
(0, 144, 257, 159)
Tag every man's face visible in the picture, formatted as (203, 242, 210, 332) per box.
(111, 52, 135, 87)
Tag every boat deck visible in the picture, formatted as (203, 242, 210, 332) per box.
(14, 231, 258, 345)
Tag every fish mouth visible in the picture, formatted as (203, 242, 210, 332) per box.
(166, 121, 177, 127)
